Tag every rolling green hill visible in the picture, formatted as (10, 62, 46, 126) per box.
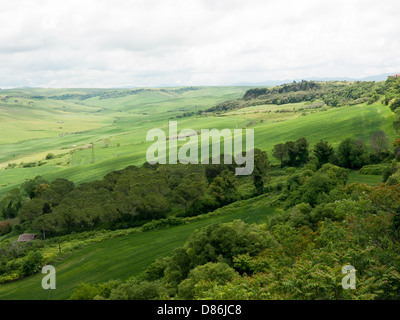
(0, 196, 279, 300)
(0, 87, 395, 198)
(0, 82, 398, 300)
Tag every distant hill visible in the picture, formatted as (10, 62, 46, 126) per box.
(233, 73, 397, 86)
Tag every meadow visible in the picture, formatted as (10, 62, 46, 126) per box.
(0, 84, 396, 300)
(0, 87, 395, 198)
(0, 195, 279, 299)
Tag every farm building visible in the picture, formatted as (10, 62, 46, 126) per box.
(18, 233, 38, 242)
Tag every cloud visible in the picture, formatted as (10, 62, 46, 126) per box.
(0, 0, 399, 87)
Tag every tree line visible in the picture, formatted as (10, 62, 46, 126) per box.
(272, 130, 393, 170)
(206, 80, 384, 113)
(69, 178, 400, 300)
(0, 150, 270, 239)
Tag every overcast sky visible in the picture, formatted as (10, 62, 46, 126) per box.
(0, 0, 399, 88)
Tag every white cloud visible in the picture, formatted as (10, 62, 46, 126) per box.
(0, 0, 399, 87)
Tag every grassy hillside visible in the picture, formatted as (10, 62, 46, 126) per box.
(245, 102, 395, 155)
(0, 90, 395, 198)
(347, 171, 383, 185)
(0, 196, 279, 300)
(0, 81, 399, 301)
(0, 87, 252, 197)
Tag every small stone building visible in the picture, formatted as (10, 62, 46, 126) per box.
(17, 233, 38, 242)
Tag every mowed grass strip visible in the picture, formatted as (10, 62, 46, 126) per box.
(347, 171, 383, 186)
(0, 198, 279, 300)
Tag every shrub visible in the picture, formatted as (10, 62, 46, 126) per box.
(178, 262, 238, 299)
(22, 161, 37, 168)
(21, 252, 43, 276)
(141, 217, 185, 231)
(109, 279, 165, 300)
(360, 164, 389, 175)
(69, 280, 121, 300)
(0, 220, 12, 235)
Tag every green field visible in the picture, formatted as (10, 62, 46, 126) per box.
(0, 196, 279, 300)
(0, 87, 395, 198)
(0, 87, 252, 197)
(347, 171, 383, 185)
(0, 86, 397, 300)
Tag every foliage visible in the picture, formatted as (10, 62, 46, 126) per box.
(1, 80, 400, 300)
(82, 180, 400, 301)
(209, 170, 240, 205)
(313, 140, 335, 167)
(0, 220, 12, 235)
(337, 138, 370, 169)
(252, 148, 270, 194)
(272, 138, 310, 168)
(280, 164, 349, 208)
(272, 143, 288, 167)
(22, 252, 43, 276)
(360, 164, 390, 175)
(207, 81, 382, 113)
(69, 280, 121, 300)
(178, 262, 237, 299)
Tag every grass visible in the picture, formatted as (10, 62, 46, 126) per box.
(0, 87, 396, 300)
(0, 90, 396, 198)
(0, 87, 252, 197)
(347, 171, 383, 186)
(253, 102, 397, 156)
(0, 196, 279, 300)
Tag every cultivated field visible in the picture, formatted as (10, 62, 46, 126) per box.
(0, 85, 395, 300)
(0, 87, 394, 197)
(0, 195, 278, 299)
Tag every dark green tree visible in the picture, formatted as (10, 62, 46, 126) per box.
(50, 178, 75, 198)
(178, 262, 237, 299)
(313, 140, 334, 167)
(18, 198, 47, 225)
(295, 137, 310, 165)
(172, 173, 208, 213)
(252, 148, 270, 194)
(209, 170, 239, 205)
(22, 252, 44, 276)
(21, 176, 49, 199)
(272, 143, 288, 167)
(389, 97, 400, 112)
(337, 138, 369, 169)
(0, 188, 24, 219)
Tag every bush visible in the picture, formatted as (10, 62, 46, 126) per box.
(182, 221, 273, 268)
(360, 164, 389, 175)
(109, 279, 165, 300)
(0, 220, 12, 235)
(69, 280, 121, 300)
(178, 262, 238, 299)
(387, 171, 400, 185)
(383, 161, 399, 183)
(46, 153, 56, 160)
(6, 163, 16, 169)
(22, 161, 37, 168)
(389, 97, 400, 112)
(21, 252, 43, 276)
(141, 217, 185, 231)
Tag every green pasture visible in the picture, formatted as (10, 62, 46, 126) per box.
(347, 171, 383, 186)
(0, 89, 396, 198)
(0, 197, 279, 300)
